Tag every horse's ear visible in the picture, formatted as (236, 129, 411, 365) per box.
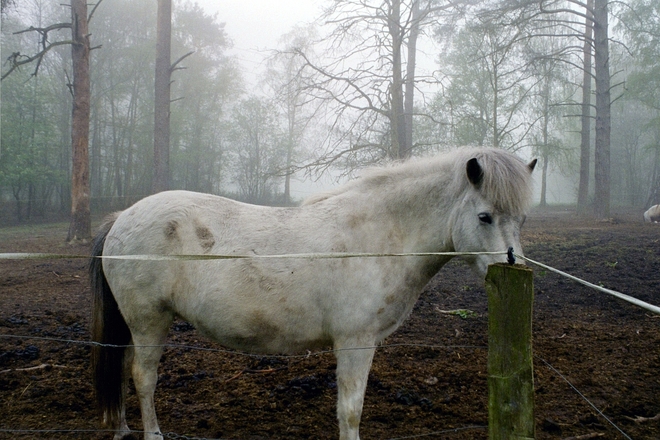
(466, 158, 483, 187)
(528, 159, 538, 172)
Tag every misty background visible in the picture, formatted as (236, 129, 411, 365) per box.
(1, 0, 659, 228)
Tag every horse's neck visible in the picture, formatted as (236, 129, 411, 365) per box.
(348, 173, 456, 253)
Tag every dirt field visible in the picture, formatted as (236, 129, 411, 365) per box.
(1, 208, 659, 440)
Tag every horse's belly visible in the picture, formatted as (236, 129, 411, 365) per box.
(197, 324, 331, 354)
(189, 314, 331, 354)
(175, 286, 331, 354)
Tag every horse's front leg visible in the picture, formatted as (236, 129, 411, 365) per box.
(334, 342, 376, 440)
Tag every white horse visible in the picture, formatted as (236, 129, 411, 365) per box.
(644, 204, 660, 222)
(90, 147, 536, 440)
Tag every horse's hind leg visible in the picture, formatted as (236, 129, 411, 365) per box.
(334, 342, 376, 440)
(130, 316, 172, 440)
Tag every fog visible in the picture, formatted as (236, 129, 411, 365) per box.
(1, 0, 659, 227)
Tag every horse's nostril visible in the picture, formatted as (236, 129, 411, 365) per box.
(507, 247, 515, 265)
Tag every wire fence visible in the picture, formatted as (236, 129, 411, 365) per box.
(1, 249, 658, 439)
(0, 426, 491, 440)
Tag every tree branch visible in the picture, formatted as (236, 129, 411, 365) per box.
(87, 0, 104, 23)
(2, 40, 74, 80)
(170, 51, 194, 72)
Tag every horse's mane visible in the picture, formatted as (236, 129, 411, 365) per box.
(302, 147, 533, 215)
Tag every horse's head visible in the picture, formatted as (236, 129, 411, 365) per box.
(450, 151, 536, 276)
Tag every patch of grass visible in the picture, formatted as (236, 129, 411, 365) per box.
(0, 222, 69, 241)
(437, 309, 478, 319)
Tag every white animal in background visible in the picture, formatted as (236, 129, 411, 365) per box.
(644, 204, 660, 222)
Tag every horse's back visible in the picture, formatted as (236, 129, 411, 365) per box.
(101, 191, 340, 352)
(106, 191, 296, 253)
(99, 189, 425, 354)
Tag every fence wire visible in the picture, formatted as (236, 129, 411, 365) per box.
(3, 248, 659, 314)
(0, 248, 654, 439)
(0, 333, 487, 360)
(0, 426, 489, 440)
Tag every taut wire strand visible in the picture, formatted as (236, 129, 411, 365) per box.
(516, 253, 660, 315)
(0, 251, 506, 261)
(0, 334, 486, 358)
(536, 356, 633, 440)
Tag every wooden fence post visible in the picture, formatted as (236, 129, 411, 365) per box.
(485, 263, 535, 440)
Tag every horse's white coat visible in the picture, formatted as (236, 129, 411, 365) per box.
(100, 147, 535, 440)
(644, 204, 660, 222)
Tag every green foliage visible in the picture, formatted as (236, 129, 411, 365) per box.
(432, 17, 537, 150)
(4, 0, 660, 221)
(1, 0, 242, 218)
(169, 2, 242, 194)
(617, 0, 660, 205)
(1, 25, 70, 220)
(620, 0, 660, 112)
(438, 308, 478, 319)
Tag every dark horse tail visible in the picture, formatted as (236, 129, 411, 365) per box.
(90, 213, 131, 428)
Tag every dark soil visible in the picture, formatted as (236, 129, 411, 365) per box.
(1, 209, 659, 439)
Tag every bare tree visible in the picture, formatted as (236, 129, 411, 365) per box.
(266, 26, 324, 204)
(227, 97, 284, 205)
(577, 0, 594, 215)
(489, 0, 615, 218)
(592, 0, 611, 218)
(435, 13, 541, 151)
(67, 0, 92, 242)
(404, 0, 421, 157)
(152, 0, 193, 194)
(295, 0, 441, 168)
(153, 0, 171, 193)
(538, 0, 612, 218)
(2, 0, 101, 241)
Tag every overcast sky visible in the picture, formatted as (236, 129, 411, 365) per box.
(190, 1, 448, 199)
(194, 1, 351, 198)
(196, 1, 325, 88)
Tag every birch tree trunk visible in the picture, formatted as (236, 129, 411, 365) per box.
(389, 0, 407, 159)
(593, 0, 611, 219)
(577, 0, 594, 215)
(403, 0, 420, 159)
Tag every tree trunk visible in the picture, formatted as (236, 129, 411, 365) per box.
(153, 0, 172, 193)
(389, 0, 406, 159)
(493, 64, 499, 149)
(593, 0, 611, 219)
(403, 0, 420, 159)
(577, 0, 594, 215)
(647, 143, 660, 207)
(540, 72, 550, 208)
(67, 0, 91, 243)
(284, 96, 296, 206)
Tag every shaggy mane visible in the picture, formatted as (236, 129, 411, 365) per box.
(303, 147, 533, 215)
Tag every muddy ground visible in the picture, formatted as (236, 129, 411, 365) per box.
(0, 208, 659, 439)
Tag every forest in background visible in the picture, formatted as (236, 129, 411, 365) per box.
(1, 0, 659, 226)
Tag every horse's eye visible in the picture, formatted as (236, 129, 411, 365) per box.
(478, 212, 493, 224)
